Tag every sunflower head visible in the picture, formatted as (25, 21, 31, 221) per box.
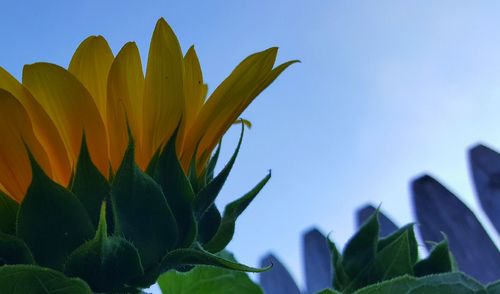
(0, 18, 295, 292)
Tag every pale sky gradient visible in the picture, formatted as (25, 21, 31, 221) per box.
(1, 1, 500, 291)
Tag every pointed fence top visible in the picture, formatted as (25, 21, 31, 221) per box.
(411, 174, 500, 284)
(469, 143, 500, 233)
(259, 253, 301, 294)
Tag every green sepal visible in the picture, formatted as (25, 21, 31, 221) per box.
(64, 203, 144, 293)
(328, 238, 349, 290)
(157, 250, 263, 294)
(341, 208, 379, 279)
(205, 140, 222, 184)
(111, 139, 178, 270)
(17, 153, 94, 270)
(414, 237, 454, 277)
(198, 204, 222, 244)
(0, 190, 18, 234)
(150, 131, 197, 248)
(0, 264, 92, 294)
(194, 125, 244, 220)
(377, 224, 418, 264)
(145, 145, 162, 177)
(0, 231, 34, 265)
(352, 272, 486, 294)
(70, 134, 110, 228)
(127, 264, 165, 288)
(160, 246, 270, 273)
(203, 172, 270, 253)
(187, 143, 203, 194)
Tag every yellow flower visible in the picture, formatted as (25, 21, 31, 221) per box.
(0, 18, 295, 203)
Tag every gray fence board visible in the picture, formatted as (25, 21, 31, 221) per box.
(412, 175, 500, 284)
(303, 228, 332, 294)
(259, 254, 301, 294)
(469, 144, 500, 233)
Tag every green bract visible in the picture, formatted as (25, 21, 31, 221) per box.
(0, 128, 270, 293)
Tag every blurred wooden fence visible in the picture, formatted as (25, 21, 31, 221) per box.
(259, 144, 500, 294)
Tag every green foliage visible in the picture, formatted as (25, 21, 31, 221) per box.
(342, 211, 379, 279)
(414, 238, 455, 277)
(352, 273, 487, 294)
(487, 280, 500, 294)
(0, 232, 34, 265)
(157, 251, 263, 294)
(64, 203, 143, 293)
(160, 245, 269, 273)
(112, 139, 178, 269)
(17, 153, 94, 270)
(317, 290, 343, 294)
(0, 190, 18, 234)
(204, 172, 271, 253)
(0, 265, 92, 294)
(0, 129, 268, 292)
(71, 135, 110, 228)
(193, 126, 243, 221)
(150, 132, 197, 248)
(329, 211, 460, 293)
(198, 204, 222, 243)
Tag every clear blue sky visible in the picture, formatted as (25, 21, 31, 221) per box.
(2, 0, 500, 290)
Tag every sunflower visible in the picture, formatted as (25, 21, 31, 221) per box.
(0, 18, 296, 203)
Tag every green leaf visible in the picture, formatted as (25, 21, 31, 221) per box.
(0, 232, 34, 265)
(0, 190, 18, 234)
(71, 135, 110, 228)
(160, 247, 269, 273)
(157, 251, 263, 294)
(111, 140, 178, 270)
(17, 154, 94, 270)
(372, 230, 414, 279)
(328, 238, 349, 290)
(194, 125, 244, 220)
(203, 172, 270, 253)
(151, 131, 197, 248)
(487, 280, 500, 294)
(198, 204, 222, 244)
(64, 203, 144, 292)
(377, 224, 418, 264)
(414, 238, 454, 277)
(342, 209, 379, 278)
(0, 264, 92, 294)
(317, 289, 343, 294)
(352, 273, 486, 294)
(339, 227, 416, 292)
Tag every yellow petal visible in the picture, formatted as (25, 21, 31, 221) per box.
(23, 63, 109, 176)
(0, 67, 71, 185)
(107, 42, 145, 171)
(0, 89, 51, 202)
(201, 59, 299, 157)
(69, 36, 114, 123)
(143, 18, 185, 164)
(179, 46, 205, 150)
(180, 48, 278, 168)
